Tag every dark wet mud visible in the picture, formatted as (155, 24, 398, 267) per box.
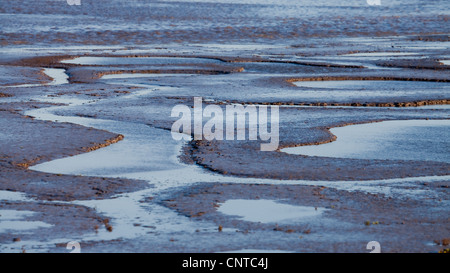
(158, 182, 450, 253)
(0, 0, 449, 253)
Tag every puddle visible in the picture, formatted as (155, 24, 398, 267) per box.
(292, 80, 450, 100)
(290, 52, 426, 69)
(292, 56, 394, 70)
(0, 210, 53, 233)
(102, 73, 177, 79)
(1, 68, 68, 88)
(101, 73, 195, 80)
(282, 119, 450, 163)
(0, 221, 52, 233)
(0, 210, 35, 220)
(0, 191, 31, 202)
(340, 52, 420, 59)
(43, 68, 70, 85)
(61, 56, 221, 65)
(216, 199, 326, 224)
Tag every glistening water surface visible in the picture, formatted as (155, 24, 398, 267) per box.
(292, 80, 450, 101)
(217, 199, 326, 224)
(5, 65, 449, 253)
(282, 119, 450, 163)
(61, 57, 222, 65)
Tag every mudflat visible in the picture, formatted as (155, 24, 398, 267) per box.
(0, 0, 448, 253)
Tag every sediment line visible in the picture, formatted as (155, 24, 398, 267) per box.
(0, 92, 13, 97)
(82, 134, 125, 153)
(222, 57, 365, 68)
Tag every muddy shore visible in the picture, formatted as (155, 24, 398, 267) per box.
(0, 0, 449, 253)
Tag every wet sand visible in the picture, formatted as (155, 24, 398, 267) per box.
(0, 0, 449, 253)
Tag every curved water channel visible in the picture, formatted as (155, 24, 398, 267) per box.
(1, 66, 449, 252)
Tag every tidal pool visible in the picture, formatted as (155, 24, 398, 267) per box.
(282, 119, 450, 163)
(1, 68, 68, 88)
(217, 199, 326, 224)
(0, 210, 53, 233)
(339, 52, 420, 59)
(61, 56, 222, 65)
(292, 80, 450, 101)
